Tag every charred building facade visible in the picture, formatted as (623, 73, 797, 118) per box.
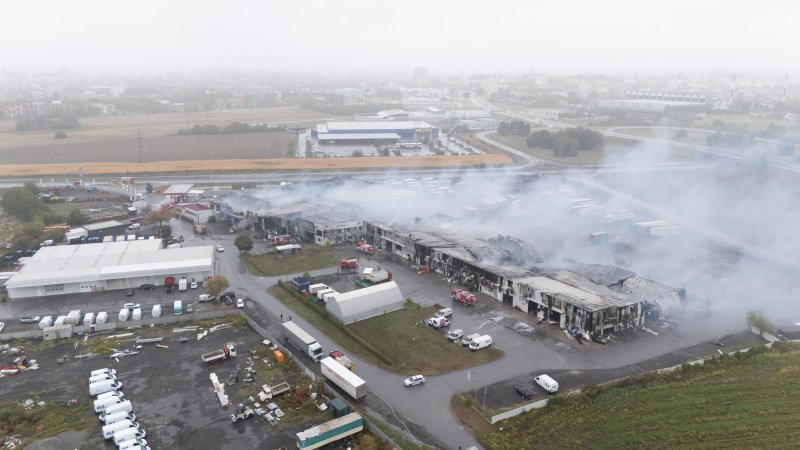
(365, 221, 683, 339)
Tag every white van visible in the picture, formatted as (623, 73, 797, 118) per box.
(151, 304, 162, 318)
(89, 380, 122, 396)
(118, 437, 148, 450)
(131, 307, 142, 321)
(96, 391, 123, 402)
(89, 373, 116, 385)
(38, 316, 54, 329)
(460, 333, 481, 347)
(534, 374, 559, 393)
(198, 294, 212, 302)
(54, 315, 67, 326)
(435, 307, 453, 318)
(118, 308, 130, 321)
(99, 400, 132, 421)
(102, 419, 138, 440)
(40, 239, 54, 246)
(469, 335, 493, 351)
(100, 411, 136, 425)
(113, 427, 146, 446)
(93, 396, 124, 413)
(83, 312, 95, 326)
(91, 368, 117, 378)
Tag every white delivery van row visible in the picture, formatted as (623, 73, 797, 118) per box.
(113, 427, 146, 446)
(151, 304, 161, 318)
(93, 396, 124, 413)
(96, 311, 108, 324)
(118, 308, 130, 321)
(469, 335, 493, 351)
(54, 315, 67, 326)
(96, 390, 123, 401)
(99, 400, 133, 422)
(90, 380, 123, 396)
(117, 437, 148, 450)
(534, 374, 559, 393)
(38, 316, 54, 329)
(131, 307, 142, 321)
(101, 419, 139, 440)
(83, 312, 95, 326)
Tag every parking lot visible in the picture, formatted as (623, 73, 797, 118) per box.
(0, 318, 331, 449)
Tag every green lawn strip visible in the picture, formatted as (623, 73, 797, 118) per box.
(475, 344, 800, 450)
(268, 283, 503, 375)
(241, 246, 338, 276)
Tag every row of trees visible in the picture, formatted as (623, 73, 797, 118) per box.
(15, 116, 81, 132)
(497, 120, 531, 136)
(526, 127, 604, 157)
(177, 121, 285, 135)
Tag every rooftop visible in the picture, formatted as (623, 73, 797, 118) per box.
(317, 121, 435, 132)
(6, 240, 213, 288)
(317, 133, 401, 141)
(82, 220, 125, 231)
(163, 184, 194, 195)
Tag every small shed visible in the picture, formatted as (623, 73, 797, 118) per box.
(329, 398, 350, 417)
(777, 323, 800, 340)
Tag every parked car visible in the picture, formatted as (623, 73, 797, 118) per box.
(127, 223, 141, 230)
(166, 285, 174, 294)
(236, 298, 245, 309)
(215, 245, 224, 253)
(198, 294, 214, 302)
(403, 375, 425, 387)
(514, 385, 534, 400)
(139, 284, 156, 291)
(190, 281, 198, 289)
(220, 291, 235, 301)
(19, 316, 41, 323)
(185, 303, 194, 314)
(426, 317, 450, 328)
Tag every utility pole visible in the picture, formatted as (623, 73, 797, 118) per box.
(137, 129, 144, 163)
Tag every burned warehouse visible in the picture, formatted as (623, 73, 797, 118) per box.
(364, 221, 683, 339)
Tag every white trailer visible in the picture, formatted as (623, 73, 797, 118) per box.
(281, 321, 324, 362)
(308, 283, 329, 294)
(320, 357, 367, 400)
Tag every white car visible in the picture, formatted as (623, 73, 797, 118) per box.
(215, 245, 224, 253)
(190, 281, 198, 289)
(404, 375, 425, 387)
(236, 298, 245, 309)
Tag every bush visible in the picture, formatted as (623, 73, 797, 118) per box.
(54, 130, 67, 139)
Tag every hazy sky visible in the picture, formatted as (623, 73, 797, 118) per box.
(1, 1, 798, 75)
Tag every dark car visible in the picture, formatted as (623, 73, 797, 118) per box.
(514, 386, 534, 400)
(166, 285, 174, 294)
(139, 283, 156, 291)
(220, 291, 236, 301)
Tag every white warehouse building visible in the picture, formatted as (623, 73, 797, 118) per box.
(327, 281, 404, 323)
(5, 240, 214, 299)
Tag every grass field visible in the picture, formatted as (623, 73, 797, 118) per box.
(242, 246, 338, 276)
(0, 398, 91, 447)
(268, 283, 503, 375)
(0, 154, 510, 178)
(462, 342, 800, 450)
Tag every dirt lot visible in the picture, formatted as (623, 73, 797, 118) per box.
(0, 321, 330, 449)
(0, 154, 511, 178)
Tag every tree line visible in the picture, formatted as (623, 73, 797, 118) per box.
(177, 121, 286, 135)
(526, 127, 604, 157)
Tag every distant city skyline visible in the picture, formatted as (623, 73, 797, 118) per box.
(1, 1, 799, 75)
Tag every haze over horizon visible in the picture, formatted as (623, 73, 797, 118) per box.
(2, 0, 799, 75)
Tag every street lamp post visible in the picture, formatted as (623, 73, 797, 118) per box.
(411, 337, 415, 364)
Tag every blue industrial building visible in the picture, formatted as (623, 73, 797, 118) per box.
(312, 121, 438, 144)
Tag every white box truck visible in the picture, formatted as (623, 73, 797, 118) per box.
(131, 307, 142, 321)
(320, 357, 367, 400)
(178, 277, 188, 291)
(308, 283, 329, 294)
(315, 288, 334, 300)
(151, 304, 161, 318)
(118, 308, 130, 321)
(96, 311, 108, 324)
(65, 310, 83, 325)
(90, 380, 122, 396)
(281, 320, 324, 362)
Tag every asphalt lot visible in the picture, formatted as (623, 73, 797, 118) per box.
(0, 321, 328, 449)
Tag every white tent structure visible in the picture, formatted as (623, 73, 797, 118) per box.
(328, 281, 404, 323)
